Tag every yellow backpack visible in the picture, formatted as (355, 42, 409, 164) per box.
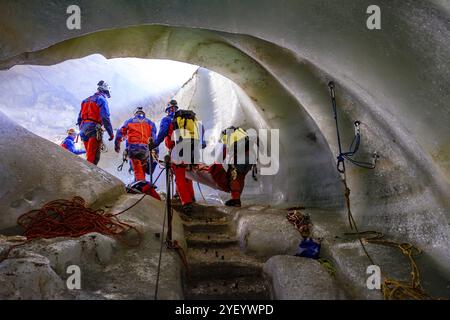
(172, 110, 200, 142)
(220, 126, 248, 149)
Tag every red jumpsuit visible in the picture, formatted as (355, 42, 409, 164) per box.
(78, 93, 114, 165)
(115, 115, 160, 201)
(164, 129, 195, 206)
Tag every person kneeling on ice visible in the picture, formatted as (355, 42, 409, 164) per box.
(77, 80, 114, 165)
(220, 126, 254, 207)
(60, 128, 86, 155)
(115, 107, 160, 200)
(149, 99, 206, 214)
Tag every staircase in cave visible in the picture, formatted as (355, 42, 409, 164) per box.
(175, 204, 272, 300)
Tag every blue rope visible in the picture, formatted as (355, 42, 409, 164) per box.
(328, 82, 376, 174)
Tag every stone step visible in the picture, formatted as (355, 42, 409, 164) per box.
(174, 203, 234, 220)
(186, 232, 238, 248)
(183, 220, 232, 234)
(189, 261, 264, 280)
(185, 276, 271, 300)
(187, 247, 263, 279)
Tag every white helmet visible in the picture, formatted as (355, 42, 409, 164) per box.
(97, 80, 111, 98)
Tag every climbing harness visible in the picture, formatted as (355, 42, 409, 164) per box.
(0, 195, 146, 263)
(328, 82, 437, 300)
(94, 125, 108, 154)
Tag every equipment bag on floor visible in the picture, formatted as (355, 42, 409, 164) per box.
(295, 238, 321, 259)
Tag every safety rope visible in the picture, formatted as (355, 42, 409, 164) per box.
(318, 258, 337, 276)
(167, 240, 190, 277)
(0, 196, 146, 263)
(327, 81, 439, 300)
(344, 230, 439, 300)
(342, 173, 376, 266)
(154, 160, 190, 299)
(154, 196, 168, 300)
(197, 181, 207, 203)
(341, 171, 439, 299)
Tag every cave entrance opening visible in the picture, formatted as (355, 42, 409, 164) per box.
(0, 54, 267, 205)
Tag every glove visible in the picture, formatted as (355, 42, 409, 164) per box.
(114, 144, 120, 153)
(202, 141, 207, 149)
(108, 133, 115, 141)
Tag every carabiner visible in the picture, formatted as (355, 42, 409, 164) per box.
(337, 155, 345, 174)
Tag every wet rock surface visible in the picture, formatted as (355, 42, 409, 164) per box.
(264, 255, 347, 300)
(231, 205, 450, 299)
(234, 206, 301, 258)
(2, 200, 448, 300)
(0, 111, 125, 231)
(0, 194, 186, 300)
(0, 251, 68, 300)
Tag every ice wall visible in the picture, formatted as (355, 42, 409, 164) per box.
(0, 110, 125, 230)
(0, 0, 449, 273)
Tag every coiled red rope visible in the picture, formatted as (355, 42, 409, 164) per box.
(1, 196, 144, 262)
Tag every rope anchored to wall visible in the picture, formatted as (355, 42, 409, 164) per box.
(328, 81, 438, 300)
(329, 81, 378, 174)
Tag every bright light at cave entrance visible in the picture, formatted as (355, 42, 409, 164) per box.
(0, 54, 198, 141)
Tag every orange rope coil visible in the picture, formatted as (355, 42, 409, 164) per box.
(1, 196, 143, 262)
(17, 196, 142, 245)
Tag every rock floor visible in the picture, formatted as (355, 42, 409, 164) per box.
(1, 196, 448, 300)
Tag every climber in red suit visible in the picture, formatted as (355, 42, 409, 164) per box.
(149, 100, 205, 214)
(77, 81, 114, 165)
(220, 127, 253, 207)
(115, 107, 161, 201)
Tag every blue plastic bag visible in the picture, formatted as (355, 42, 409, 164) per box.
(295, 238, 321, 259)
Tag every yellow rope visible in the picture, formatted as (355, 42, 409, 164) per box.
(318, 258, 337, 276)
(341, 176, 440, 300)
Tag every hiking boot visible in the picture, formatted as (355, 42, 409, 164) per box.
(182, 203, 193, 215)
(225, 199, 241, 207)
